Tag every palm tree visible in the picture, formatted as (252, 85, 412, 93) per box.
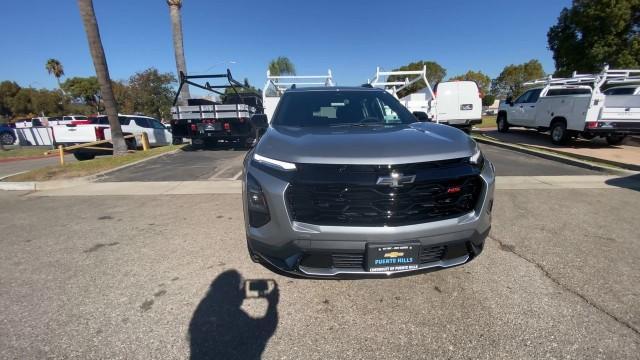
(45, 59, 66, 94)
(77, 0, 127, 156)
(268, 56, 296, 76)
(167, 0, 190, 105)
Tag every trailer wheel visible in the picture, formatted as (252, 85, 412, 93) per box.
(550, 120, 569, 145)
(73, 151, 96, 161)
(497, 114, 509, 133)
(606, 135, 627, 145)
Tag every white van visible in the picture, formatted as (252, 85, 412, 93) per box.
(431, 81, 482, 131)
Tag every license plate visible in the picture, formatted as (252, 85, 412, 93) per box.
(367, 243, 420, 272)
(205, 124, 222, 131)
(460, 104, 473, 111)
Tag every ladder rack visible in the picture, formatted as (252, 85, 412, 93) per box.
(523, 66, 640, 88)
(369, 66, 435, 98)
(262, 69, 334, 97)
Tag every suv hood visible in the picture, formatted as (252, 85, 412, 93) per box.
(255, 123, 476, 165)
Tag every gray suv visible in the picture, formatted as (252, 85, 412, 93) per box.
(243, 87, 495, 278)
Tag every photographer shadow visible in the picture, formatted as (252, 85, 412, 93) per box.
(188, 270, 279, 360)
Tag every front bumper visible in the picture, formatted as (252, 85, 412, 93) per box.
(243, 157, 495, 279)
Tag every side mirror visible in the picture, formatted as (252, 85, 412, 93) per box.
(505, 96, 514, 106)
(250, 114, 268, 128)
(412, 111, 431, 122)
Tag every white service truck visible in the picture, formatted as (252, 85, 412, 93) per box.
(369, 66, 482, 132)
(497, 67, 640, 145)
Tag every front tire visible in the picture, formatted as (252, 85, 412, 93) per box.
(0, 131, 16, 145)
(550, 120, 569, 145)
(73, 151, 96, 161)
(497, 114, 509, 133)
(606, 135, 627, 145)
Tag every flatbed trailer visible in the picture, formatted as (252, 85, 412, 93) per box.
(170, 70, 267, 148)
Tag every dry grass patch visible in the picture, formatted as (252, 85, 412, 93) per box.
(4, 145, 182, 182)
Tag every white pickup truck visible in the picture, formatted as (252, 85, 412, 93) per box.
(51, 114, 172, 160)
(497, 68, 640, 145)
(51, 123, 136, 160)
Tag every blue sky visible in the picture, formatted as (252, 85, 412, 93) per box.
(1, 0, 571, 95)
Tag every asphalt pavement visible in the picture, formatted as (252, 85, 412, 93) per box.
(1, 185, 639, 359)
(97, 143, 600, 182)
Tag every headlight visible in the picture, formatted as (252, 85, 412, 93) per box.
(253, 153, 296, 171)
(470, 144, 484, 166)
(246, 174, 270, 227)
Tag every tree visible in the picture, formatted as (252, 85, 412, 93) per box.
(77, 0, 127, 156)
(0, 81, 21, 117)
(548, 0, 640, 76)
(8, 88, 33, 116)
(268, 56, 296, 76)
(167, 0, 190, 105)
(112, 80, 134, 114)
(127, 68, 176, 119)
(62, 76, 100, 109)
(492, 60, 545, 98)
(45, 59, 65, 93)
(386, 61, 446, 98)
(30, 89, 65, 116)
(449, 70, 492, 94)
(482, 94, 496, 108)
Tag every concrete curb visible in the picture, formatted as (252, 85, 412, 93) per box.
(472, 134, 634, 174)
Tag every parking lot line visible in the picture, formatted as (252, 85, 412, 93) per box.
(207, 164, 233, 180)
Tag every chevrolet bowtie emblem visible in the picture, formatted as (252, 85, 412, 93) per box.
(376, 171, 416, 188)
(384, 251, 405, 258)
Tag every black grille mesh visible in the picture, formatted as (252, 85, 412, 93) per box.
(287, 175, 482, 227)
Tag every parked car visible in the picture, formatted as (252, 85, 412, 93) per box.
(497, 68, 640, 145)
(89, 115, 173, 146)
(0, 124, 16, 145)
(243, 86, 494, 279)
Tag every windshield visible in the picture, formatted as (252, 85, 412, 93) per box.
(272, 90, 415, 127)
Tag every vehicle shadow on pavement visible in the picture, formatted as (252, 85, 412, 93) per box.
(483, 129, 619, 149)
(181, 143, 249, 152)
(188, 270, 279, 360)
(605, 173, 640, 192)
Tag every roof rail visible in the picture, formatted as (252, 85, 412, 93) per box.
(262, 69, 334, 97)
(368, 66, 434, 98)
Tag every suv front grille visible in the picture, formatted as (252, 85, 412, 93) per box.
(331, 254, 364, 268)
(286, 170, 482, 227)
